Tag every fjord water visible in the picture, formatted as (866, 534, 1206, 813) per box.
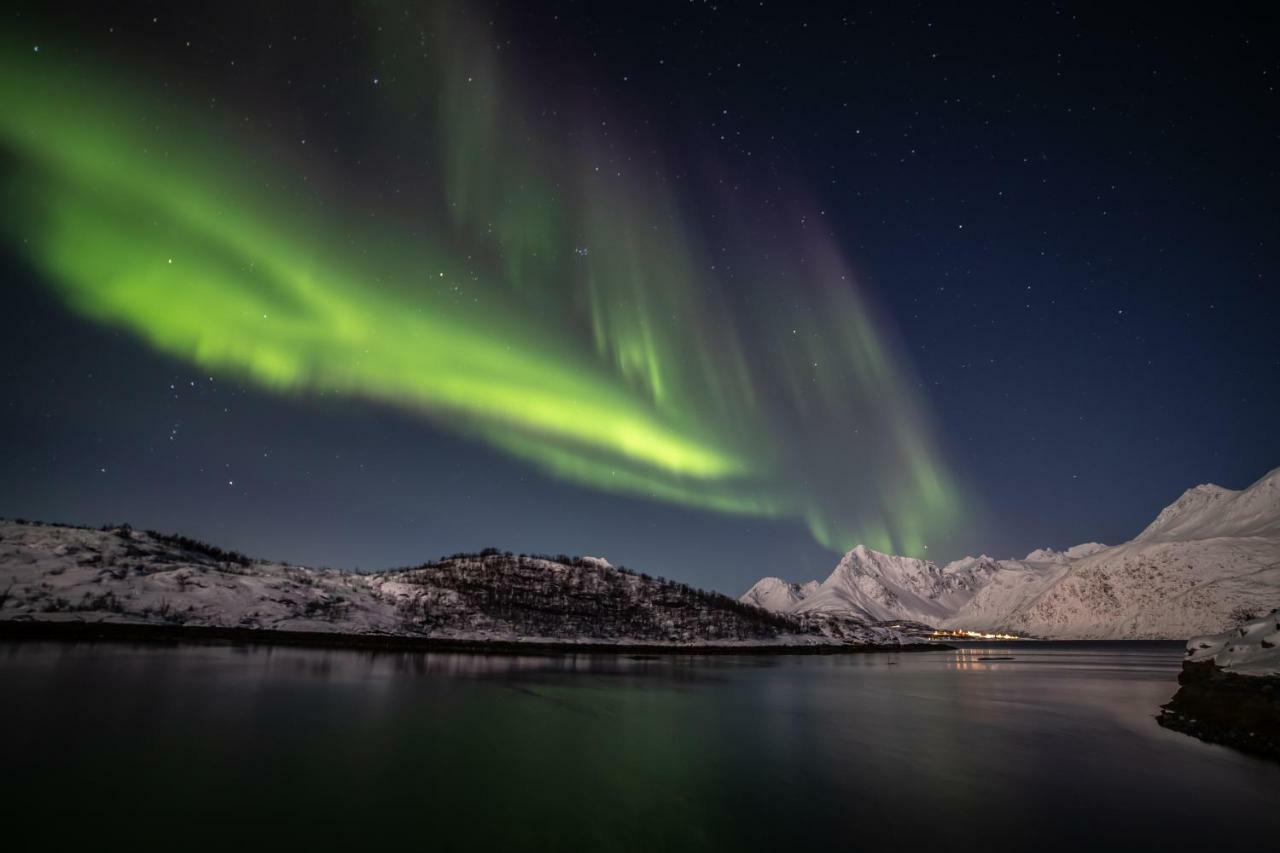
(2, 641, 1276, 849)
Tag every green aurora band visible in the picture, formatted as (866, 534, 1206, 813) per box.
(0, 13, 964, 556)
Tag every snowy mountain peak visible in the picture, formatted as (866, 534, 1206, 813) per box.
(830, 545, 940, 582)
(1063, 542, 1107, 559)
(941, 554, 998, 574)
(781, 545, 958, 624)
(740, 576, 810, 612)
(1137, 468, 1280, 543)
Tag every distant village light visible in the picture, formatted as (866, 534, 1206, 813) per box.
(930, 628, 1021, 641)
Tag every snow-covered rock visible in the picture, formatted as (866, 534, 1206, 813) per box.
(742, 466, 1280, 640)
(1159, 607, 1280, 761)
(1186, 609, 1280, 676)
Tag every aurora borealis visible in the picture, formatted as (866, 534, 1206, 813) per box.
(0, 7, 958, 557)
(2, 2, 1276, 588)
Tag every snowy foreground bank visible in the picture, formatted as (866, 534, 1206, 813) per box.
(1186, 611, 1280, 676)
(1158, 609, 1280, 761)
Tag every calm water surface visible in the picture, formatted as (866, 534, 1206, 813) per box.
(2, 640, 1276, 849)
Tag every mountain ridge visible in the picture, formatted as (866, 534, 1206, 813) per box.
(741, 466, 1280, 639)
(0, 519, 910, 650)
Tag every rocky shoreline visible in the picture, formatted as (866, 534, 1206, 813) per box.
(1157, 610, 1280, 762)
(1158, 660, 1280, 761)
(0, 619, 953, 657)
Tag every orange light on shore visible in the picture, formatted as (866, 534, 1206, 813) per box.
(930, 629, 1021, 641)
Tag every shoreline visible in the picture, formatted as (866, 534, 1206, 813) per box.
(0, 619, 956, 657)
(1158, 660, 1280, 761)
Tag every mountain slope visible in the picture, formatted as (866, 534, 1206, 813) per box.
(939, 555, 1072, 632)
(791, 546, 970, 624)
(1002, 467, 1280, 638)
(741, 466, 1280, 639)
(0, 520, 906, 648)
(999, 536, 1279, 639)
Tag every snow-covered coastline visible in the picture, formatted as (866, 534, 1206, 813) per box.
(0, 520, 917, 651)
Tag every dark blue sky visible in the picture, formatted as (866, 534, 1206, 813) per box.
(2, 1, 1277, 593)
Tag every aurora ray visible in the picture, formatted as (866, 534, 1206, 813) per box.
(0, 9, 964, 556)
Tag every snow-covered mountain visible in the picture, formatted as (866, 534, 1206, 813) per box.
(741, 466, 1280, 639)
(791, 546, 971, 624)
(0, 520, 908, 648)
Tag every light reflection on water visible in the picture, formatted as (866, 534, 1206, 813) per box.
(1, 640, 1276, 850)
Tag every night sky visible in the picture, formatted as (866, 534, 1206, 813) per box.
(2, 1, 1277, 594)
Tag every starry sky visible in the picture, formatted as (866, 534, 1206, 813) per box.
(1, 1, 1277, 593)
